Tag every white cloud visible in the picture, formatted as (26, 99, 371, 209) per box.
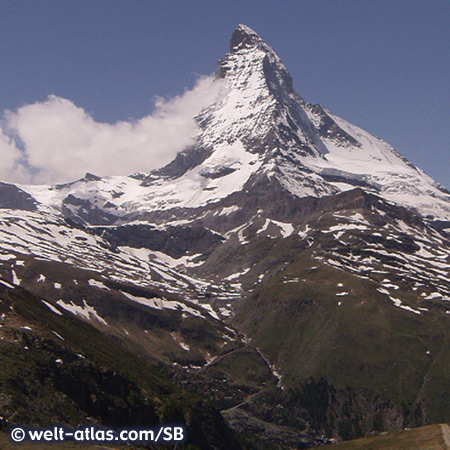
(1, 74, 224, 185)
(0, 128, 29, 183)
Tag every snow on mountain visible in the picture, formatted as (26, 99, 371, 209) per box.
(1, 24, 449, 313)
(0, 207, 224, 298)
(14, 24, 450, 224)
(301, 108, 450, 220)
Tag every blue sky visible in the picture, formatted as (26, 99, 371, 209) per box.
(0, 0, 448, 187)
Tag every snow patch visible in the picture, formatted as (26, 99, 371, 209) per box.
(42, 300, 63, 316)
(120, 291, 218, 319)
(88, 279, 110, 290)
(57, 299, 108, 326)
(11, 270, 21, 286)
(0, 279, 14, 289)
(225, 268, 250, 281)
(220, 205, 240, 216)
(52, 331, 65, 340)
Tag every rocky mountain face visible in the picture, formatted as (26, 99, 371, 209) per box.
(1, 24, 450, 448)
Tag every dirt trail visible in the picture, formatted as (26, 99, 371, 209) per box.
(222, 388, 267, 413)
(441, 424, 450, 449)
(199, 344, 249, 372)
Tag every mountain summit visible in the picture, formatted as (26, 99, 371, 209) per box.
(230, 24, 267, 50)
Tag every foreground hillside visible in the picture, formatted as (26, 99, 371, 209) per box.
(0, 283, 242, 449)
(312, 423, 450, 450)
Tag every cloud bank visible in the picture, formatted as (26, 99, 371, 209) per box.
(0, 75, 224, 185)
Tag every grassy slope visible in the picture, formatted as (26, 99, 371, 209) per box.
(235, 248, 450, 433)
(312, 423, 450, 450)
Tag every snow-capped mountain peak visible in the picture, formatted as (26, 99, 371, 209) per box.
(13, 24, 450, 222)
(229, 24, 267, 50)
(164, 25, 450, 219)
(206, 24, 319, 153)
